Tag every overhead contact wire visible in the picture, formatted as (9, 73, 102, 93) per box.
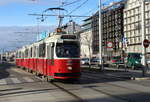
(67, 0, 89, 15)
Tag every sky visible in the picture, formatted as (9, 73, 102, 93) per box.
(0, 0, 120, 26)
(0, 0, 121, 52)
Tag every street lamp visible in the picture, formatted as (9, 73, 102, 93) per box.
(140, 0, 148, 76)
(99, 0, 103, 70)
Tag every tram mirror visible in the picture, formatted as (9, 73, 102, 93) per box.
(50, 42, 54, 47)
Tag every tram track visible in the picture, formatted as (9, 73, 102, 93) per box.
(90, 87, 131, 102)
(34, 75, 86, 102)
(12, 67, 85, 102)
(82, 70, 150, 86)
(81, 75, 132, 102)
(46, 74, 132, 102)
(35, 71, 134, 102)
(82, 73, 150, 102)
(81, 72, 150, 102)
(51, 82, 86, 102)
(11, 65, 148, 102)
(82, 72, 146, 92)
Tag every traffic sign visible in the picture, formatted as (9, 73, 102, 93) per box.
(143, 39, 149, 48)
(107, 42, 113, 48)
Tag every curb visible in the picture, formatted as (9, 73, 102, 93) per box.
(131, 77, 150, 80)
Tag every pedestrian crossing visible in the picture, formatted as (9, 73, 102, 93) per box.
(0, 77, 36, 85)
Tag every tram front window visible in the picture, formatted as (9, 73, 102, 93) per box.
(56, 42, 80, 58)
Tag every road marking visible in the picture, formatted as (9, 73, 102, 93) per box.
(10, 74, 15, 77)
(23, 77, 34, 82)
(0, 79, 7, 85)
(10, 78, 21, 84)
(0, 77, 35, 85)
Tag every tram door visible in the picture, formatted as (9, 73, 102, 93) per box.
(46, 42, 54, 76)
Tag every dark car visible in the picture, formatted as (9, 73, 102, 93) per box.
(110, 56, 124, 68)
(91, 57, 100, 65)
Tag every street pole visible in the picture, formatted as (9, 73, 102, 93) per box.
(141, 0, 146, 76)
(99, 0, 103, 70)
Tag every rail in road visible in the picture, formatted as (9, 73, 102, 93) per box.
(1, 62, 150, 102)
(82, 71, 150, 102)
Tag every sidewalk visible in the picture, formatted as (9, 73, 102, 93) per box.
(81, 65, 150, 80)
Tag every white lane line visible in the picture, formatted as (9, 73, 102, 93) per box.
(10, 74, 15, 77)
(10, 78, 21, 84)
(0, 79, 7, 85)
(23, 77, 34, 82)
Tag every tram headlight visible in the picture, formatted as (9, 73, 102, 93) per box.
(68, 66, 72, 70)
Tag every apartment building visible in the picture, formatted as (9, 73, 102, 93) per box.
(124, 0, 150, 55)
(92, 1, 124, 57)
(61, 20, 81, 34)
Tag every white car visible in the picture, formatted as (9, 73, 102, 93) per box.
(81, 58, 89, 65)
(146, 59, 150, 67)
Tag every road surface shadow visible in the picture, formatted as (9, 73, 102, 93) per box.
(0, 62, 15, 80)
(0, 86, 150, 102)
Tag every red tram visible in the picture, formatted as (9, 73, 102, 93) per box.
(16, 31, 81, 81)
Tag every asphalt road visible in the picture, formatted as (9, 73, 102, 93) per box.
(0, 62, 150, 102)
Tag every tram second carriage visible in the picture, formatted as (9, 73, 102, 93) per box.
(16, 34, 81, 80)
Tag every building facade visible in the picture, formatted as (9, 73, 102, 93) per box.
(80, 17, 93, 58)
(61, 20, 81, 34)
(124, 0, 150, 56)
(92, 1, 124, 58)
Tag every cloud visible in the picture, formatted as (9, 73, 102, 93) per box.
(0, 25, 56, 52)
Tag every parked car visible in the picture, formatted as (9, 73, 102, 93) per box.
(125, 53, 142, 69)
(110, 56, 124, 68)
(146, 59, 150, 67)
(81, 58, 89, 65)
(91, 57, 100, 65)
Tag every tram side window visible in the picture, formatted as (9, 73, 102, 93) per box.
(39, 43, 46, 58)
(33, 46, 36, 58)
(47, 44, 54, 59)
(18, 52, 19, 58)
(47, 45, 50, 58)
(39, 44, 42, 57)
(36, 47, 39, 58)
(17, 52, 19, 58)
(30, 47, 32, 58)
(50, 42, 54, 60)
(22, 52, 24, 58)
(50, 44, 54, 59)
(21, 52, 22, 58)
(19, 52, 21, 58)
(47, 43, 54, 64)
(25, 49, 28, 58)
(28, 49, 30, 58)
(16, 52, 18, 58)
